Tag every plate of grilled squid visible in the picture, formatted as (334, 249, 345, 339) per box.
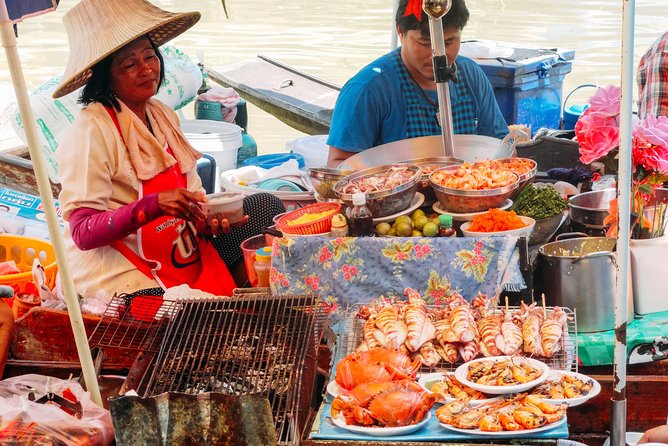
(418, 372, 502, 406)
(527, 370, 601, 407)
(454, 356, 550, 395)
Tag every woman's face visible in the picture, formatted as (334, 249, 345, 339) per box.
(398, 26, 462, 87)
(109, 37, 161, 109)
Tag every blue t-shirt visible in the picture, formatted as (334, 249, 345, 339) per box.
(327, 50, 508, 152)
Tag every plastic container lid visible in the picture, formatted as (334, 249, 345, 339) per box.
(439, 214, 453, 227)
(352, 193, 366, 206)
(255, 246, 273, 261)
(242, 153, 305, 170)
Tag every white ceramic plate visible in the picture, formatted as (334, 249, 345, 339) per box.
(529, 370, 601, 407)
(372, 192, 425, 223)
(454, 356, 550, 395)
(326, 380, 346, 398)
(332, 412, 431, 437)
(417, 372, 502, 406)
(432, 199, 512, 220)
(439, 413, 566, 437)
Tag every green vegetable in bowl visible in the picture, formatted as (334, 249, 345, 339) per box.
(510, 184, 568, 220)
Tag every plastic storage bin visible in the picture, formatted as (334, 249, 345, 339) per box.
(0, 234, 58, 300)
(472, 46, 575, 132)
(181, 119, 242, 173)
(286, 135, 329, 169)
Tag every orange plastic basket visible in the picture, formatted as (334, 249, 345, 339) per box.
(276, 202, 341, 235)
(0, 235, 58, 298)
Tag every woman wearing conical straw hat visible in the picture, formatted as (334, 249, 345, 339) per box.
(54, 0, 284, 305)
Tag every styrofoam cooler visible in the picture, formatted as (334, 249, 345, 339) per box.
(286, 135, 329, 169)
(181, 119, 242, 173)
(630, 235, 668, 314)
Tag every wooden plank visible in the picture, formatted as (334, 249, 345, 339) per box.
(207, 56, 340, 135)
(0, 151, 60, 198)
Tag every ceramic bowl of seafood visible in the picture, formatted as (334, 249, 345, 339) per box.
(460, 215, 536, 238)
(429, 164, 519, 214)
(453, 356, 550, 395)
(528, 370, 601, 407)
(398, 157, 463, 204)
(307, 167, 353, 201)
(333, 164, 422, 218)
(418, 372, 502, 406)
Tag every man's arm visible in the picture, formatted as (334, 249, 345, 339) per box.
(327, 146, 354, 168)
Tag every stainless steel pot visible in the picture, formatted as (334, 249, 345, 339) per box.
(338, 135, 512, 170)
(567, 188, 616, 236)
(537, 234, 632, 332)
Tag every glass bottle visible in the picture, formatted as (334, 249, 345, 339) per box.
(330, 213, 349, 237)
(254, 247, 272, 287)
(349, 193, 374, 237)
(438, 214, 456, 237)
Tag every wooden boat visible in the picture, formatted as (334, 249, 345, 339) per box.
(207, 55, 339, 135)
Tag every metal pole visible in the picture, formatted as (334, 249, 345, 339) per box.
(611, 0, 635, 444)
(390, 0, 399, 50)
(423, 0, 455, 158)
(0, 0, 103, 407)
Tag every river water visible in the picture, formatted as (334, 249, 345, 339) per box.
(0, 0, 665, 152)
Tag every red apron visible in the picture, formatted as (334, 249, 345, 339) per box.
(105, 107, 236, 297)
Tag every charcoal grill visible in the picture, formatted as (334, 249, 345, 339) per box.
(86, 294, 179, 382)
(125, 289, 325, 445)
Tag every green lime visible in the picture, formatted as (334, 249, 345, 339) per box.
(423, 222, 439, 237)
(411, 209, 426, 220)
(395, 215, 413, 228)
(375, 222, 391, 236)
(387, 227, 397, 236)
(413, 215, 429, 231)
(396, 222, 413, 237)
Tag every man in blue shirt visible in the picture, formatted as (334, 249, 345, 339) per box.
(327, 0, 508, 167)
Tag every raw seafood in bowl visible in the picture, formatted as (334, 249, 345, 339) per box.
(334, 164, 422, 218)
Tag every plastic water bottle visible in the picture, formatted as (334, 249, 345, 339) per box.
(349, 193, 374, 237)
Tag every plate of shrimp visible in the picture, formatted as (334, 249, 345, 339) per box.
(418, 372, 502, 406)
(528, 370, 601, 407)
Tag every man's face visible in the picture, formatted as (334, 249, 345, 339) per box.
(398, 26, 462, 85)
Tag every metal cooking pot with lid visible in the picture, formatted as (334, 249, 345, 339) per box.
(537, 233, 632, 332)
(568, 188, 616, 236)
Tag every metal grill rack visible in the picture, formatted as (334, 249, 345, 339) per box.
(335, 303, 578, 373)
(88, 293, 179, 354)
(134, 292, 325, 445)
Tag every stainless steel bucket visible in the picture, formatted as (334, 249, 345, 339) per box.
(567, 188, 616, 236)
(538, 235, 632, 332)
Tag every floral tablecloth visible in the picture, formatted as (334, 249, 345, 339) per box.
(269, 236, 524, 314)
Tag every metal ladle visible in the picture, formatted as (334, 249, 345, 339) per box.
(422, 0, 456, 158)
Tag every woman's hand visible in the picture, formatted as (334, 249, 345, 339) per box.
(199, 214, 250, 236)
(157, 188, 206, 222)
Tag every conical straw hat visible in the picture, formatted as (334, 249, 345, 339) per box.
(53, 0, 200, 98)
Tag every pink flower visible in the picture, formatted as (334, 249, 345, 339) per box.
(319, 247, 332, 263)
(587, 85, 621, 118)
(635, 114, 668, 149)
(575, 110, 620, 164)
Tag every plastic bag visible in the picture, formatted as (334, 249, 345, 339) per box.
(0, 374, 114, 446)
(2, 45, 202, 184)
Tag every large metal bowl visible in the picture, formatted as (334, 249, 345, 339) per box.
(333, 164, 422, 217)
(529, 211, 568, 245)
(490, 157, 538, 199)
(398, 157, 463, 204)
(307, 167, 353, 201)
(429, 165, 519, 213)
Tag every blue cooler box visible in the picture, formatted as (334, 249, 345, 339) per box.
(472, 46, 575, 132)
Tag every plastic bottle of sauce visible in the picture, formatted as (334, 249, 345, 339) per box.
(349, 193, 375, 237)
(254, 247, 272, 287)
(438, 214, 456, 237)
(330, 213, 349, 237)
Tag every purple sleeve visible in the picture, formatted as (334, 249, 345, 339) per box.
(69, 193, 162, 250)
